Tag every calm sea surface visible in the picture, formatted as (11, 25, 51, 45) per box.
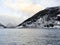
(0, 28, 60, 45)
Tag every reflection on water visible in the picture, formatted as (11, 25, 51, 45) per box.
(0, 29, 60, 45)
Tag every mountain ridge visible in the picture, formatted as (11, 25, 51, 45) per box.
(17, 6, 60, 28)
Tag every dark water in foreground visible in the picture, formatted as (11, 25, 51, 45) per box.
(0, 29, 60, 45)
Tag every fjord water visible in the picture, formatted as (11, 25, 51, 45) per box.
(0, 29, 60, 45)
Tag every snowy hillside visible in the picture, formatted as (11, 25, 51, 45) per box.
(17, 6, 60, 28)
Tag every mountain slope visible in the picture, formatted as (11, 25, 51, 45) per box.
(17, 6, 60, 28)
(0, 23, 7, 28)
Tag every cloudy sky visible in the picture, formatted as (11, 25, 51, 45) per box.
(0, 0, 60, 26)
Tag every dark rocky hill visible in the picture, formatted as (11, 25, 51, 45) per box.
(17, 6, 60, 28)
(0, 23, 7, 28)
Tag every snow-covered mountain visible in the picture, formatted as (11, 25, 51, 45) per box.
(0, 15, 21, 28)
(17, 6, 60, 28)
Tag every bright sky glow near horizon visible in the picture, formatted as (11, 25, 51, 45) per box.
(0, 0, 60, 26)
